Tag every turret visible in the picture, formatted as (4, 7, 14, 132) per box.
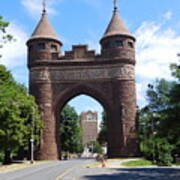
(100, 3, 135, 62)
(27, 7, 62, 67)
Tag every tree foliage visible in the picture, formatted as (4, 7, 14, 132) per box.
(0, 16, 9, 32)
(0, 65, 42, 164)
(0, 16, 13, 58)
(60, 105, 83, 153)
(139, 61, 180, 165)
(88, 141, 103, 154)
(98, 111, 108, 144)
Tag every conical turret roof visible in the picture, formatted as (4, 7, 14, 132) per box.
(101, 8, 132, 40)
(29, 10, 60, 42)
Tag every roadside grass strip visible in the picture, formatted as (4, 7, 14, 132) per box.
(84, 158, 158, 169)
(86, 162, 101, 168)
(0, 161, 49, 173)
(174, 162, 180, 166)
(121, 159, 155, 167)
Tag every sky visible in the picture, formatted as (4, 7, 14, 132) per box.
(0, 0, 180, 122)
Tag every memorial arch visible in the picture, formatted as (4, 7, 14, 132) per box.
(27, 3, 139, 160)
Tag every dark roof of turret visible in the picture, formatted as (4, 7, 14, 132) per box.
(101, 7, 132, 41)
(29, 10, 60, 42)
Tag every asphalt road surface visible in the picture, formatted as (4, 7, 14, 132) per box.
(0, 158, 94, 180)
(1, 159, 180, 180)
(63, 166, 180, 180)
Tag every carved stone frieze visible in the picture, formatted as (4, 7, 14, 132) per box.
(30, 64, 135, 82)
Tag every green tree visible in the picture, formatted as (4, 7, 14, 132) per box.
(140, 136, 174, 166)
(0, 65, 42, 164)
(98, 111, 108, 144)
(168, 62, 180, 157)
(88, 141, 103, 154)
(170, 61, 180, 80)
(60, 105, 83, 154)
(0, 16, 13, 58)
(139, 74, 180, 165)
(0, 16, 9, 33)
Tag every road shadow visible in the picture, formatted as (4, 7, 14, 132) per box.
(83, 167, 180, 180)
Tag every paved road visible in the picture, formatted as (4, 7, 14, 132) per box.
(0, 159, 94, 180)
(63, 166, 180, 180)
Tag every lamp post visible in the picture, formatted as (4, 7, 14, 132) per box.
(30, 138, 34, 164)
(30, 107, 35, 164)
(151, 112, 157, 164)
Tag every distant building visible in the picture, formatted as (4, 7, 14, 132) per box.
(80, 111, 98, 145)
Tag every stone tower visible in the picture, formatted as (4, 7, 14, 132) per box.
(27, 9, 62, 160)
(100, 4, 138, 157)
(27, 2, 139, 160)
(80, 111, 98, 145)
(27, 9, 62, 65)
(100, 5, 135, 60)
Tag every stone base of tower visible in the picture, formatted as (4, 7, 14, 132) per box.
(36, 152, 60, 161)
(35, 142, 60, 161)
(107, 140, 140, 158)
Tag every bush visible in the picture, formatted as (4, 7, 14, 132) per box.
(155, 138, 174, 166)
(141, 137, 174, 166)
(88, 141, 103, 154)
(76, 144, 84, 153)
(0, 151, 4, 163)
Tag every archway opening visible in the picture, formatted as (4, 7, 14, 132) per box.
(58, 94, 108, 160)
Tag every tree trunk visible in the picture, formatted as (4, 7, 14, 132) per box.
(3, 149, 12, 164)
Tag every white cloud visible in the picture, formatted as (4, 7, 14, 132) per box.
(136, 82, 147, 106)
(0, 22, 29, 85)
(0, 23, 28, 68)
(135, 12, 180, 107)
(136, 21, 179, 81)
(21, 0, 59, 17)
(163, 11, 173, 20)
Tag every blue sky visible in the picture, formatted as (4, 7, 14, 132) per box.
(0, 0, 180, 122)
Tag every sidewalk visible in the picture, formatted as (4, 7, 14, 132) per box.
(88, 158, 180, 169)
(106, 158, 142, 168)
(87, 158, 142, 168)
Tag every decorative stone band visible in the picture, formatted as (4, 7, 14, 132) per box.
(30, 64, 135, 82)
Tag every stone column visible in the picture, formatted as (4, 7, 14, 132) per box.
(108, 79, 139, 158)
(118, 80, 139, 156)
(29, 71, 60, 160)
(107, 105, 124, 158)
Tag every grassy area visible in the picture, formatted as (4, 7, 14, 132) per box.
(86, 162, 101, 168)
(122, 159, 154, 167)
(107, 158, 125, 161)
(173, 162, 180, 166)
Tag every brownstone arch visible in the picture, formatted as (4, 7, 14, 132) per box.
(54, 84, 111, 118)
(54, 84, 112, 158)
(27, 4, 139, 160)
